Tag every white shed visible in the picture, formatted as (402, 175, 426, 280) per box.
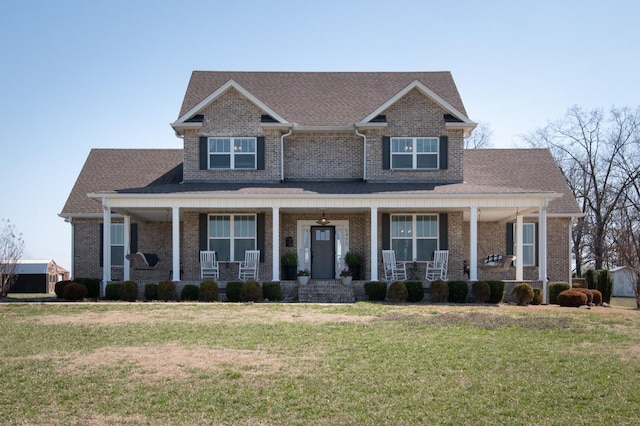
(611, 266, 638, 298)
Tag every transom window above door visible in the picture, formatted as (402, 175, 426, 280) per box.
(208, 137, 256, 169)
(391, 137, 439, 169)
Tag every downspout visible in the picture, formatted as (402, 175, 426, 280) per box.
(355, 127, 367, 181)
(280, 127, 293, 182)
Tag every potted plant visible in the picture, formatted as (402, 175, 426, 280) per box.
(297, 269, 310, 285)
(344, 251, 362, 280)
(340, 269, 352, 285)
(281, 251, 298, 280)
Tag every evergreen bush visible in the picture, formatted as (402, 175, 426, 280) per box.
(447, 280, 468, 303)
(364, 281, 387, 301)
(584, 269, 596, 289)
(199, 280, 219, 302)
(531, 288, 543, 305)
(404, 281, 424, 302)
(62, 282, 88, 300)
(512, 283, 534, 306)
(549, 282, 570, 304)
(387, 281, 408, 302)
(158, 280, 176, 301)
(104, 283, 120, 300)
(472, 281, 491, 303)
(262, 281, 282, 301)
(573, 287, 593, 305)
(487, 281, 505, 303)
(596, 269, 613, 304)
(226, 281, 243, 302)
(180, 284, 199, 301)
(74, 278, 100, 298)
(144, 283, 158, 301)
(240, 280, 262, 302)
(557, 289, 588, 307)
(118, 281, 138, 302)
(429, 280, 449, 303)
(54, 280, 73, 298)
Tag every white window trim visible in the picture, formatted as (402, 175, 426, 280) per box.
(390, 214, 439, 261)
(208, 214, 257, 262)
(513, 222, 536, 266)
(390, 137, 439, 170)
(208, 137, 257, 170)
(296, 220, 349, 278)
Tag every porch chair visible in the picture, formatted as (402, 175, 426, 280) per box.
(238, 249, 260, 280)
(382, 249, 407, 281)
(200, 250, 219, 280)
(425, 250, 449, 281)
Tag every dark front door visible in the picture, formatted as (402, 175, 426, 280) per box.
(311, 226, 335, 279)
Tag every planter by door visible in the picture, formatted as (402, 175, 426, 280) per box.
(297, 276, 310, 285)
(341, 276, 353, 286)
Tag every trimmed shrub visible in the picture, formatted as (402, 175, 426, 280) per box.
(54, 280, 73, 298)
(74, 278, 100, 298)
(531, 288, 543, 305)
(591, 289, 603, 306)
(447, 280, 468, 303)
(364, 281, 387, 302)
(584, 269, 596, 289)
(144, 283, 158, 301)
(226, 281, 243, 302)
(199, 280, 219, 302)
(180, 284, 200, 301)
(387, 281, 408, 302)
(573, 287, 593, 305)
(240, 280, 262, 302)
(512, 283, 534, 306)
(118, 281, 138, 302)
(487, 281, 505, 304)
(429, 280, 449, 303)
(158, 280, 176, 301)
(262, 281, 282, 301)
(596, 269, 613, 304)
(557, 289, 588, 307)
(472, 281, 491, 303)
(549, 282, 570, 304)
(62, 282, 88, 300)
(405, 281, 424, 303)
(104, 283, 120, 301)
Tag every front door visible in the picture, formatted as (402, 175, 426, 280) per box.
(311, 226, 335, 279)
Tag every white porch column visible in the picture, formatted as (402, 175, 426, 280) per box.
(171, 207, 180, 281)
(102, 203, 111, 296)
(123, 215, 131, 281)
(539, 200, 548, 303)
(272, 206, 280, 281)
(515, 214, 524, 281)
(370, 206, 378, 281)
(469, 206, 478, 281)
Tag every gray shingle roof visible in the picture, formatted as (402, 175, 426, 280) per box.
(178, 71, 468, 126)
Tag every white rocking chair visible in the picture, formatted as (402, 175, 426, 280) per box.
(238, 250, 260, 280)
(382, 250, 407, 281)
(425, 250, 449, 281)
(200, 250, 219, 280)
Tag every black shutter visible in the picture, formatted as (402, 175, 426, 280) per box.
(439, 213, 448, 250)
(199, 214, 208, 252)
(257, 213, 265, 262)
(99, 223, 104, 267)
(382, 136, 390, 170)
(257, 136, 265, 170)
(199, 136, 208, 170)
(439, 136, 448, 170)
(130, 223, 138, 254)
(506, 222, 514, 255)
(381, 214, 390, 250)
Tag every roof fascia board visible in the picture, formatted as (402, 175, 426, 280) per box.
(173, 79, 288, 126)
(361, 80, 474, 124)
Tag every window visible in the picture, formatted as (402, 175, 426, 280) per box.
(391, 214, 438, 261)
(111, 223, 124, 267)
(513, 223, 535, 266)
(391, 137, 439, 169)
(208, 137, 256, 169)
(208, 215, 256, 261)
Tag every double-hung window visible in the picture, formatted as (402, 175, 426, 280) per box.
(208, 215, 256, 261)
(391, 214, 438, 261)
(111, 223, 124, 267)
(513, 223, 535, 266)
(391, 137, 439, 169)
(208, 137, 256, 169)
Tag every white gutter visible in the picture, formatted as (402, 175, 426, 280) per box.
(355, 127, 367, 181)
(280, 127, 293, 182)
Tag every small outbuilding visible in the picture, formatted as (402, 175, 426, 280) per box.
(9, 260, 69, 294)
(610, 266, 638, 298)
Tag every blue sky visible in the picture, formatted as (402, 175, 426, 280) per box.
(1, 0, 638, 271)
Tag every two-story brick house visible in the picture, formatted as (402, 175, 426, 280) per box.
(60, 71, 581, 299)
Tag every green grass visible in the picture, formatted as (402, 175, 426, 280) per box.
(611, 296, 638, 309)
(1, 302, 639, 425)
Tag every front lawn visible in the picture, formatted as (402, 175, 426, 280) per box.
(0, 302, 638, 425)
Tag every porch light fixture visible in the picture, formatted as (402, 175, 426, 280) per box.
(316, 212, 330, 226)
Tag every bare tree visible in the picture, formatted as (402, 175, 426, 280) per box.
(525, 105, 640, 274)
(464, 122, 493, 149)
(0, 219, 25, 297)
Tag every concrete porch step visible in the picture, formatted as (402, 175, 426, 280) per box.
(297, 280, 356, 303)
